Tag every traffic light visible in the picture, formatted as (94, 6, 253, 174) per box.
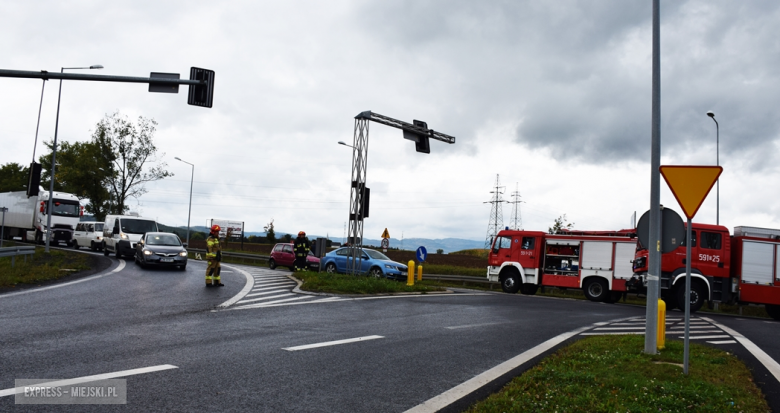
(403, 120, 430, 154)
(187, 67, 215, 108)
(26, 162, 41, 196)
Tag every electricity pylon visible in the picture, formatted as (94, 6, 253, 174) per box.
(484, 174, 507, 249)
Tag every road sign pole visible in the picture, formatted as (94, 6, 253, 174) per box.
(684, 218, 692, 374)
(645, 0, 662, 354)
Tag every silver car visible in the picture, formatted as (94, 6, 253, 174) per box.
(134, 232, 188, 270)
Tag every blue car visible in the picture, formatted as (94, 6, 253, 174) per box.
(320, 247, 408, 279)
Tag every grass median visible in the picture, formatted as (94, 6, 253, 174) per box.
(295, 271, 446, 294)
(0, 245, 91, 288)
(466, 335, 769, 413)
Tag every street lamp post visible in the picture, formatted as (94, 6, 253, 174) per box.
(337, 141, 354, 149)
(174, 157, 194, 246)
(45, 65, 103, 253)
(707, 111, 719, 225)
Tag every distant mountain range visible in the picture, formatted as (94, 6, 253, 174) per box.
(80, 219, 484, 253)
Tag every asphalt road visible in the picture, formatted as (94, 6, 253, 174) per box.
(1, 253, 778, 412)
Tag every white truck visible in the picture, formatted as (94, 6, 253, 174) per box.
(0, 190, 82, 246)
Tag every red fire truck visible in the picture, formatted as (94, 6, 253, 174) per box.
(487, 229, 637, 302)
(628, 225, 780, 319)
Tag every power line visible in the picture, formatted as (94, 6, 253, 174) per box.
(484, 174, 506, 249)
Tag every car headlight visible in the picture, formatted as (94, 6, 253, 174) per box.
(120, 233, 128, 240)
(143, 250, 153, 256)
(385, 264, 398, 270)
(179, 251, 188, 257)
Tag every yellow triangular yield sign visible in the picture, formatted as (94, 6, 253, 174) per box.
(381, 228, 390, 239)
(660, 166, 723, 219)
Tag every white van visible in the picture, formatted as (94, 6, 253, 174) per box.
(103, 214, 159, 258)
(73, 222, 105, 251)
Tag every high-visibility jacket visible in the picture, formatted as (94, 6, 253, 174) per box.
(206, 235, 221, 260)
(294, 237, 310, 257)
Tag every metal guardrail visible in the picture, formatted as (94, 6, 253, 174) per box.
(422, 274, 499, 289)
(187, 248, 270, 261)
(0, 246, 36, 267)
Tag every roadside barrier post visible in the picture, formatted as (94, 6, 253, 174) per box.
(657, 299, 666, 350)
(417, 265, 423, 281)
(407, 260, 415, 286)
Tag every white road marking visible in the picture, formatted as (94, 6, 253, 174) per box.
(237, 293, 294, 305)
(0, 364, 177, 397)
(594, 327, 648, 331)
(446, 322, 507, 330)
(707, 340, 737, 344)
(252, 281, 295, 288)
(244, 289, 291, 298)
(686, 335, 731, 340)
(235, 296, 312, 308)
(581, 331, 644, 335)
(404, 319, 633, 413)
(283, 335, 384, 351)
(216, 265, 254, 308)
(701, 316, 780, 383)
(0, 260, 126, 299)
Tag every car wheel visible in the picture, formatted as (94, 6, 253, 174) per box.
(268, 259, 277, 270)
(103, 244, 109, 256)
(604, 291, 623, 304)
(662, 290, 678, 310)
(368, 267, 383, 278)
(325, 263, 337, 274)
(115, 247, 121, 259)
(500, 270, 521, 294)
(73, 240, 79, 250)
(90, 242, 97, 252)
(134, 254, 141, 266)
(179, 264, 187, 271)
(765, 304, 780, 321)
(583, 278, 608, 302)
(519, 283, 538, 295)
(676, 280, 707, 313)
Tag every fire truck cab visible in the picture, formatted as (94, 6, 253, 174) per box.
(487, 229, 637, 302)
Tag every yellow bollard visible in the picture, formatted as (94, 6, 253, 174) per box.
(657, 298, 666, 350)
(417, 265, 423, 281)
(407, 260, 415, 286)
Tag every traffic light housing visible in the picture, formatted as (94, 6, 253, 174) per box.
(403, 120, 430, 154)
(26, 162, 41, 196)
(187, 67, 215, 108)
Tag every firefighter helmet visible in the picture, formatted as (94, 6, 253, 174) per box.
(298, 231, 306, 237)
(210, 224, 221, 234)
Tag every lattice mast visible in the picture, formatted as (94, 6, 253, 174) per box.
(484, 174, 506, 248)
(509, 182, 524, 230)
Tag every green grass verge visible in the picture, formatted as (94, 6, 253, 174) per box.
(0, 246, 91, 288)
(296, 271, 445, 294)
(423, 264, 486, 276)
(466, 335, 768, 413)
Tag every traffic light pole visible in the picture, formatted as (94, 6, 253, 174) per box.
(344, 111, 456, 275)
(0, 69, 204, 87)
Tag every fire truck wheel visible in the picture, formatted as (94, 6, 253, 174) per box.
(500, 271, 521, 294)
(765, 304, 780, 321)
(675, 280, 706, 313)
(519, 284, 538, 295)
(662, 291, 678, 310)
(604, 291, 622, 304)
(583, 278, 608, 302)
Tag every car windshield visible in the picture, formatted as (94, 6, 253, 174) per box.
(146, 234, 181, 246)
(364, 249, 390, 260)
(51, 201, 80, 217)
(121, 219, 158, 234)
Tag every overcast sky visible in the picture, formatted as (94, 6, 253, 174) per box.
(2, 1, 779, 243)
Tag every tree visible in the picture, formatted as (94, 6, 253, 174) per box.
(282, 233, 292, 243)
(0, 162, 29, 193)
(549, 214, 575, 234)
(94, 112, 173, 214)
(264, 219, 276, 244)
(39, 139, 114, 221)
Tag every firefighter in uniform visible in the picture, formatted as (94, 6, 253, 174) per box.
(293, 231, 311, 272)
(206, 224, 224, 287)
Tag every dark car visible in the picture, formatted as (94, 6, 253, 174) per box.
(319, 247, 408, 279)
(134, 232, 188, 270)
(268, 243, 320, 271)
